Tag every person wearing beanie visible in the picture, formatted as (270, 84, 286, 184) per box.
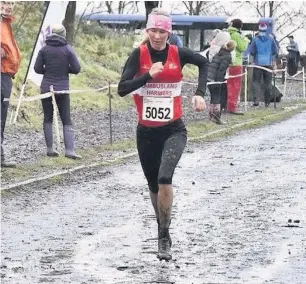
(249, 22, 278, 107)
(227, 18, 250, 115)
(34, 23, 82, 159)
(1, 1, 21, 168)
(51, 23, 67, 38)
(207, 40, 236, 124)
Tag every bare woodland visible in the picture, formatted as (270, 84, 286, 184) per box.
(14, 1, 306, 50)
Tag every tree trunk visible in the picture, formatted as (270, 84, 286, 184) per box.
(74, 2, 92, 43)
(268, 1, 274, 17)
(63, 1, 76, 44)
(145, 1, 159, 20)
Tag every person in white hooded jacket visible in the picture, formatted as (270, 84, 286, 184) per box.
(208, 31, 231, 62)
(201, 31, 233, 111)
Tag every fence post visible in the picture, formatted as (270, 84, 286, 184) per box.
(303, 67, 305, 98)
(244, 67, 248, 112)
(283, 70, 287, 98)
(13, 83, 26, 124)
(281, 58, 286, 85)
(108, 82, 113, 145)
(50, 85, 61, 151)
(273, 71, 277, 109)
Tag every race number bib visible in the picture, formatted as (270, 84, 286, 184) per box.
(142, 97, 173, 122)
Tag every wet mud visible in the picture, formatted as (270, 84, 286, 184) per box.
(1, 112, 306, 283)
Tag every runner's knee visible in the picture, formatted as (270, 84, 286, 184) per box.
(148, 181, 159, 193)
(158, 174, 173, 185)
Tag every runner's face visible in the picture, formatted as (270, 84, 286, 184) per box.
(147, 28, 169, 50)
(0, 1, 15, 17)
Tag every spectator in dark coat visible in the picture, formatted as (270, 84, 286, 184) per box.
(34, 24, 81, 159)
(207, 40, 236, 124)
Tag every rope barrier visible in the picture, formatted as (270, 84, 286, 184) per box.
(3, 65, 304, 105)
(247, 65, 286, 73)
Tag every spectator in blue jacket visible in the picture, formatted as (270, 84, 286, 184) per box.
(168, 33, 183, 47)
(34, 24, 82, 159)
(249, 22, 278, 107)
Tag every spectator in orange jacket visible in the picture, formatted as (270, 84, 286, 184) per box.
(1, 1, 22, 167)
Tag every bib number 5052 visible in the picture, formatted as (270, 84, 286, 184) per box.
(142, 97, 173, 122)
(145, 107, 171, 120)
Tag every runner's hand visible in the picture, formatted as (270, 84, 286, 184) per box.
(192, 96, 206, 112)
(149, 62, 164, 78)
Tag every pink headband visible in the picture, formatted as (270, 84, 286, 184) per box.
(146, 14, 172, 33)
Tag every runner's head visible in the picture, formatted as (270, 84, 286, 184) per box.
(146, 8, 172, 50)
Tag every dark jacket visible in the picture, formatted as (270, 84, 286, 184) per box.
(207, 47, 232, 82)
(34, 34, 81, 93)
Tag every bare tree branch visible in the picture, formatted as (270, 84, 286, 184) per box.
(279, 26, 301, 42)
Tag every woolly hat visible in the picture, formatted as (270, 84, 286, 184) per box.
(225, 40, 236, 51)
(231, 19, 243, 30)
(258, 22, 267, 32)
(51, 24, 66, 38)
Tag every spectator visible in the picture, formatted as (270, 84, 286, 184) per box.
(207, 40, 236, 124)
(208, 31, 230, 62)
(249, 22, 278, 107)
(34, 24, 82, 159)
(227, 18, 250, 115)
(168, 32, 183, 47)
(287, 35, 299, 75)
(1, 1, 22, 168)
(208, 30, 231, 111)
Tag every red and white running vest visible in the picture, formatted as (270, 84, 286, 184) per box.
(133, 44, 183, 127)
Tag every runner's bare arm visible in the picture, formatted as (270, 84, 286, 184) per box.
(118, 48, 152, 97)
(178, 47, 209, 97)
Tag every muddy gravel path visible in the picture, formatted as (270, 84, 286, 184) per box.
(1, 112, 306, 284)
(3, 79, 303, 167)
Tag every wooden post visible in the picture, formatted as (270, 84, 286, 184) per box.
(283, 70, 287, 98)
(244, 68, 248, 112)
(303, 67, 305, 98)
(108, 82, 113, 145)
(50, 86, 61, 150)
(13, 83, 26, 124)
(273, 72, 277, 109)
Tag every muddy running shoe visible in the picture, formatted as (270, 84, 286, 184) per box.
(157, 228, 172, 261)
(157, 220, 172, 246)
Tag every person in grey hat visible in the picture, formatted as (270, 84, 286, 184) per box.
(34, 24, 82, 159)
